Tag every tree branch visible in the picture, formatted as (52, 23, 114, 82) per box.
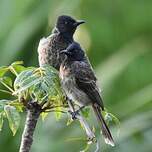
(19, 102, 41, 152)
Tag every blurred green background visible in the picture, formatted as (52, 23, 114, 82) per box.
(0, 0, 152, 152)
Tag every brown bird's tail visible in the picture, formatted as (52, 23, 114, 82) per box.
(92, 103, 115, 146)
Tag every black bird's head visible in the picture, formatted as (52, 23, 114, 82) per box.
(56, 15, 85, 35)
(60, 42, 85, 61)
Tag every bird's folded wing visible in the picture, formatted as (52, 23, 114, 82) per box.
(72, 61, 104, 110)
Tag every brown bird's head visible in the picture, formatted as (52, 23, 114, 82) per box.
(60, 42, 85, 61)
(56, 15, 85, 35)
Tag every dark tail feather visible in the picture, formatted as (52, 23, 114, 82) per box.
(92, 103, 115, 146)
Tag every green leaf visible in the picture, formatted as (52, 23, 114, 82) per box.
(13, 77, 41, 95)
(0, 77, 14, 93)
(11, 61, 24, 66)
(14, 69, 35, 90)
(41, 65, 58, 74)
(80, 143, 90, 152)
(66, 117, 74, 126)
(11, 65, 26, 74)
(0, 89, 12, 95)
(14, 66, 65, 111)
(0, 100, 10, 112)
(0, 66, 9, 77)
(8, 61, 25, 76)
(104, 111, 120, 125)
(4, 105, 20, 136)
(0, 77, 13, 87)
(41, 112, 49, 121)
(13, 69, 40, 95)
(0, 113, 4, 131)
(81, 108, 90, 118)
(103, 111, 120, 136)
(55, 106, 62, 120)
(103, 111, 112, 124)
(9, 100, 24, 112)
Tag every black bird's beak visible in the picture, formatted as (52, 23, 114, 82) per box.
(74, 20, 85, 27)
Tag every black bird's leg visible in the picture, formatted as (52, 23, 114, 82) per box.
(74, 106, 85, 114)
(66, 97, 77, 120)
(66, 97, 85, 119)
(66, 97, 75, 111)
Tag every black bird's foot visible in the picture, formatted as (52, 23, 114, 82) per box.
(68, 110, 79, 120)
(68, 106, 85, 120)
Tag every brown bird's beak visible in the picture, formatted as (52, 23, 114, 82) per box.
(74, 20, 85, 27)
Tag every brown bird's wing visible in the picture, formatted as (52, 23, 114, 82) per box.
(72, 61, 104, 110)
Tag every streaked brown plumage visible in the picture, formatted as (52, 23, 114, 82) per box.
(38, 15, 85, 70)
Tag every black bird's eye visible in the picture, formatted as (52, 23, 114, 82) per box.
(64, 21, 68, 25)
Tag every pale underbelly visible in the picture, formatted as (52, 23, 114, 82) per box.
(61, 76, 91, 106)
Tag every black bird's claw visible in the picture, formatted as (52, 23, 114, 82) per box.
(68, 110, 80, 120)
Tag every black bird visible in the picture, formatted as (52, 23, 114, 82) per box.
(59, 42, 115, 146)
(38, 15, 85, 70)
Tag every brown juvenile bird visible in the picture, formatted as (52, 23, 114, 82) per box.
(59, 42, 115, 146)
(38, 15, 85, 70)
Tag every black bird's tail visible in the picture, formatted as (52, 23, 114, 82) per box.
(92, 103, 115, 146)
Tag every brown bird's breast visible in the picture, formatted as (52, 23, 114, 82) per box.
(38, 33, 70, 69)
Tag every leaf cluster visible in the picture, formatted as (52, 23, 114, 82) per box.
(0, 61, 66, 135)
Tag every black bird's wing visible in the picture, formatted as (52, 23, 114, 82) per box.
(72, 61, 104, 110)
(72, 61, 114, 146)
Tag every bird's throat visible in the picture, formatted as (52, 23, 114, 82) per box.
(60, 32, 74, 43)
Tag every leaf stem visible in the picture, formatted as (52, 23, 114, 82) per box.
(0, 89, 12, 95)
(9, 66, 18, 76)
(0, 81, 14, 93)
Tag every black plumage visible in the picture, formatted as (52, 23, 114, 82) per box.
(59, 42, 114, 146)
(38, 15, 85, 70)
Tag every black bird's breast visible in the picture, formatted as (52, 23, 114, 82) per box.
(59, 63, 91, 106)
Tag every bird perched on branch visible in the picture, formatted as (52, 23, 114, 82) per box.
(38, 15, 85, 70)
(59, 42, 115, 146)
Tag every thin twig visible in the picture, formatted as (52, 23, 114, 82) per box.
(42, 104, 68, 111)
(44, 110, 67, 114)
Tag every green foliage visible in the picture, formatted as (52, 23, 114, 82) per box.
(0, 66, 8, 77)
(66, 117, 74, 126)
(4, 105, 20, 136)
(0, 113, 4, 131)
(41, 112, 49, 121)
(0, 100, 9, 112)
(14, 65, 65, 110)
(81, 108, 90, 118)
(0, 61, 66, 136)
(0, 100, 20, 135)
